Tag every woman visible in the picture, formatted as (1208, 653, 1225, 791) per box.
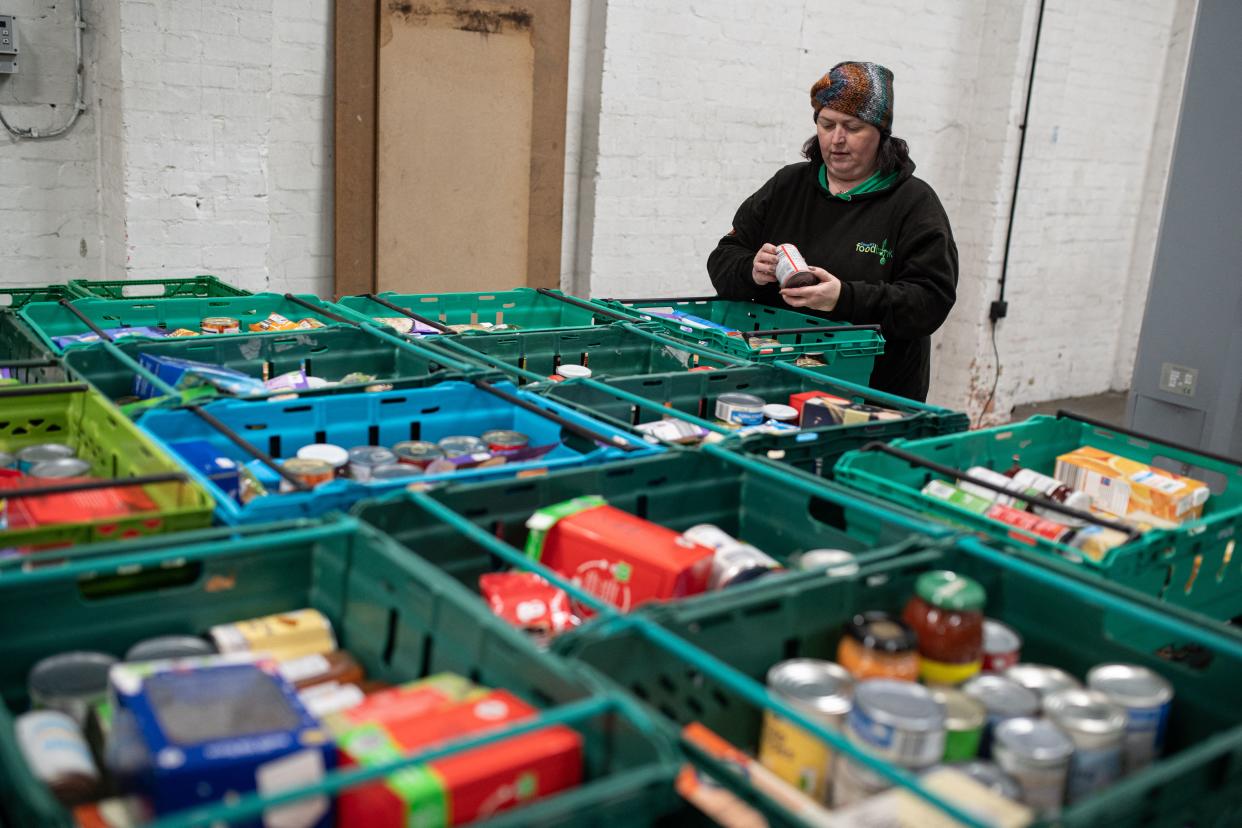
(707, 61, 957, 402)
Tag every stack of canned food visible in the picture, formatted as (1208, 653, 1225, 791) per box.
(758, 570, 1173, 815)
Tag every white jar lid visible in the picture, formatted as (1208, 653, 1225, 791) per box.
(762, 403, 798, 421)
(297, 443, 349, 468)
(556, 364, 592, 379)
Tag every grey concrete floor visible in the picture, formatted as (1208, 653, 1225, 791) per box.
(1011, 390, 1128, 427)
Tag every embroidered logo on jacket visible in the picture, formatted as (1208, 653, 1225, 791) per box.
(855, 239, 892, 265)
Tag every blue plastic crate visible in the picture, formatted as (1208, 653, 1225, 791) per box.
(138, 380, 661, 524)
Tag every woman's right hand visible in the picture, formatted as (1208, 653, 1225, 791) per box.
(752, 243, 779, 285)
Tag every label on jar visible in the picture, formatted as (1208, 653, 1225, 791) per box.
(757, 709, 835, 804)
(1066, 743, 1122, 803)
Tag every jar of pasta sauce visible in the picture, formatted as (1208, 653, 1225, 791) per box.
(902, 570, 986, 685)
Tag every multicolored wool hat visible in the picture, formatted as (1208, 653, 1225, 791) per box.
(811, 62, 894, 133)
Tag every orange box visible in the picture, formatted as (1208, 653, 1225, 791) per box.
(336, 689, 582, 826)
(1054, 446, 1210, 524)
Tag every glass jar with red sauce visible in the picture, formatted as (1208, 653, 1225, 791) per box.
(901, 570, 986, 685)
(835, 611, 919, 681)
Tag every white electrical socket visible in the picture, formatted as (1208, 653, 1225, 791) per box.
(0, 15, 18, 74)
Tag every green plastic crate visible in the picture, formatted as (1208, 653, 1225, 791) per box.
(336, 288, 627, 335)
(421, 322, 744, 384)
(0, 516, 686, 828)
(0, 286, 73, 311)
(61, 326, 476, 406)
(19, 293, 351, 355)
(0, 384, 214, 549)
(834, 413, 1242, 622)
(0, 312, 66, 387)
(543, 362, 969, 456)
(66, 275, 251, 300)
(595, 296, 885, 385)
(555, 534, 1242, 827)
(353, 450, 954, 628)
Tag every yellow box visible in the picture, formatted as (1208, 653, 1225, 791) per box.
(1055, 447, 1210, 524)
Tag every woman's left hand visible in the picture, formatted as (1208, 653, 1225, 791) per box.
(780, 266, 842, 312)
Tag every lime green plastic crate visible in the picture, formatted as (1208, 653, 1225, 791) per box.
(0, 384, 214, 549)
(66, 275, 250, 300)
(835, 413, 1242, 621)
(335, 288, 626, 335)
(61, 326, 474, 406)
(0, 516, 686, 828)
(19, 293, 350, 355)
(353, 450, 954, 629)
(594, 296, 885, 385)
(544, 362, 969, 458)
(556, 535, 1242, 827)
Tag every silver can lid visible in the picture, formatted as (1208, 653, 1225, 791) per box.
(716, 392, 765, 408)
(1087, 663, 1174, 708)
(29, 651, 117, 701)
(17, 443, 75, 463)
(994, 716, 1075, 765)
(982, 618, 1022, 654)
(962, 674, 1040, 718)
(1004, 663, 1082, 698)
(854, 679, 945, 733)
(371, 463, 423, 480)
(125, 635, 216, 662)
(1044, 688, 1128, 736)
(797, 549, 859, 577)
(766, 659, 855, 719)
(349, 446, 397, 466)
(297, 443, 349, 468)
(437, 435, 488, 456)
(29, 458, 92, 478)
(929, 687, 986, 731)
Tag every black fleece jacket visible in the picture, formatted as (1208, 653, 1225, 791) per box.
(706, 158, 957, 401)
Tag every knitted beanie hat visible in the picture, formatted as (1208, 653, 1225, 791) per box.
(811, 62, 894, 133)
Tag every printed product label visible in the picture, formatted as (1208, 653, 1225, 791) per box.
(987, 503, 1070, 542)
(573, 559, 633, 612)
(757, 710, 833, 804)
(1007, 762, 1067, 813)
(1122, 702, 1170, 772)
(1066, 743, 1122, 803)
(1086, 470, 1131, 517)
(848, 706, 943, 767)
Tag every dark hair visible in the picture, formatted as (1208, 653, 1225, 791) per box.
(802, 132, 911, 175)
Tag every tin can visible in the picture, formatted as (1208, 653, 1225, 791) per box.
(28, 651, 118, 727)
(15, 710, 100, 805)
(775, 243, 816, 289)
(1086, 663, 1173, 774)
(794, 352, 827, 368)
(982, 619, 1022, 673)
(124, 635, 216, 662)
(847, 679, 946, 769)
(930, 687, 986, 761)
(761, 403, 799, 424)
(1004, 663, 1082, 707)
(29, 458, 92, 478)
(280, 457, 335, 492)
(992, 716, 1073, 811)
(714, 392, 766, 426)
(438, 435, 488, 458)
(201, 316, 241, 334)
(831, 753, 892, 808)
(961, 674, 1040, 757)
(370, 463, 423, 480)
(392, 440, 444, 469)
(347, 446, 397, 482)
(555, 364, 592, 380)
(16, 443, 75, 473)
(1043, 688, 1126, 803)
(936, 759, 1022, 801)
(757, 659, 854, 804)
(297, 443, 349, 477)
(683, 524, 780, 590)
(482, 429, 530, 455)
(795, 548, 859, 577)
(0, 450, 14, 469)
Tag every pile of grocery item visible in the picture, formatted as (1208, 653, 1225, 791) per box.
(128, 354, 386, 404)
(479, 495, 859, 643)
(172, 430, 555, 504)
(52, 314, 327, 349)
(374, 317, 520, 335)
(636, 390, 904, 444)
(749, 570, 1174, 820)
(17, 609, 583, 827)
(632, 306, 830, 362)
(0, 442, 157, 534)
(921, 448, 1211, 560)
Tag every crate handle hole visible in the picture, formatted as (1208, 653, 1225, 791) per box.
(121, 284, 168, 298)
(78, 561, 203, 601)
(807, 496, 847, 531)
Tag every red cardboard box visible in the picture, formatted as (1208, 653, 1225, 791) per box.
(336, 689, 582, 826)
(524, 497, 714, 613)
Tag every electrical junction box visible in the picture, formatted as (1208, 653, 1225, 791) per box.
(0, 15, 17, 74)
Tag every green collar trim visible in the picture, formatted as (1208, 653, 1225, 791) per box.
(818, 165, 900, 201)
